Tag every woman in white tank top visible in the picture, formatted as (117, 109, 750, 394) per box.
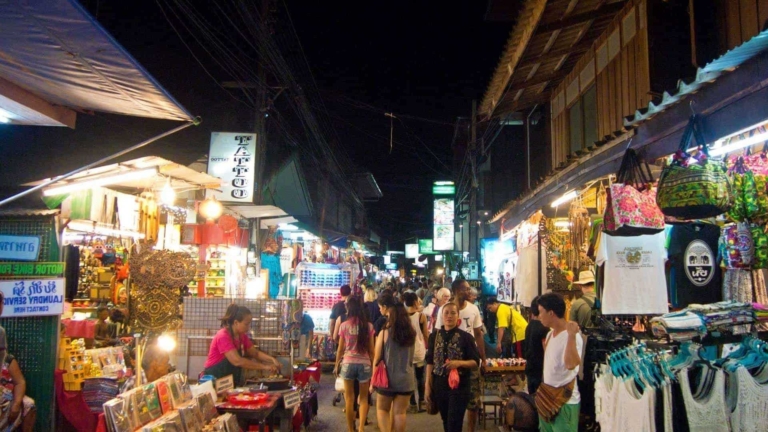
(404, 292, 429, 412)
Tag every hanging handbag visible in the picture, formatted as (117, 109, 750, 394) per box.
(371, 330, 390, 388)
(656, 115, 733, 219)
(604, 148, 665, 236)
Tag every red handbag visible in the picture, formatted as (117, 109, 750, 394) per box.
(448, 368, 460, 390)
(371, 360, 389, 388)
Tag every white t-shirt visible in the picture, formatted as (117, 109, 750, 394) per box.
(543, 330, 584, 405)
(595, 231, 669, 315)
(423, 303, 437, 333)
(516, 242, 547, 307)
(435, 302, 483, 335)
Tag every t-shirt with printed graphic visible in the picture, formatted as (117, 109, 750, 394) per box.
(596, 231, 669, 315)
(339, 318, 375, 365)
(434, 302, 483, 335)
(668, 223, 722, 308)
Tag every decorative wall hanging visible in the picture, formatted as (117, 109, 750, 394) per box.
(128, 242, 196, 332)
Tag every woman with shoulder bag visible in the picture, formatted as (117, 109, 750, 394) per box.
(334, 297, 375, 432)
(371, 302, 416, 432)
(424, 302, 480, 432)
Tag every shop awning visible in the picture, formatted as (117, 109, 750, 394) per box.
(25, 156, 222, 194)
(492, 28, 768, 232)
(0, 0, 194, 127)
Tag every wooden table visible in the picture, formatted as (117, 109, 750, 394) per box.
(217, 393, 281, 432)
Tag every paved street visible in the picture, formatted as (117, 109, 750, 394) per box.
(307, 372, 503, 432)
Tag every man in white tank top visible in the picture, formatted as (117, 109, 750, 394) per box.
(537, 292, 583, 432)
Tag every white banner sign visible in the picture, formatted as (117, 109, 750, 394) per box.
(206, 132, 258, 202)
(0, 235, 41, 261)
(405, 244, 419, 259)
(0, 278, 65, 317)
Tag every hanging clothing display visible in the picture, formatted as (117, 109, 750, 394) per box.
(595, 231, 668, 315)
(678, 367, 730, 432)
(668, 223, 722, 308)
(515, 241, 546, 307)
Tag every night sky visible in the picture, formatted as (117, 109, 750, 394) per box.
(0, 0, 510, 245)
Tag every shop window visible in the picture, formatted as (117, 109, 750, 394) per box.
(568, 85, 598, 153)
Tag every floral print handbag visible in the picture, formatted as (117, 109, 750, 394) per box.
(604, 148, 665, 236)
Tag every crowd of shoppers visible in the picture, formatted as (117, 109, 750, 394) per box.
(327, 273, 589, 432)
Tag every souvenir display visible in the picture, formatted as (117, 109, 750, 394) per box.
(144, 382, 163, 421)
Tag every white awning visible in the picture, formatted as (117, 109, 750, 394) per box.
(0, 0, 194, 127)
(25, 156, 221, 193)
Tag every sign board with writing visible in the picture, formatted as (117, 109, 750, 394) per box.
(0, 278, 65, 317)
(206, 132, 258, 203)
(282, 389, 301, 410)
(214, 375, 235, 395)
(0, 262, 65, 278)
(418, 239, 438, 255)
(0, 235, 41, 261)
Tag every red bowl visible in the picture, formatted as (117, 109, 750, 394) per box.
(227, 392, 269, 405)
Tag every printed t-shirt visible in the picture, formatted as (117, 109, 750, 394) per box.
(668, 223, 722, 308)
(339, 318, 375, 365)
(435, 302, 483, 335)
(543, 330, 584, 405)
(596, 231, 669, 315)
(496, 303, 528, 342)
(204, 327, 254, 368)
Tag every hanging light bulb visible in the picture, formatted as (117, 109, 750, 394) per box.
(199, 196, 223, 221)
(160, 178, 176, 206)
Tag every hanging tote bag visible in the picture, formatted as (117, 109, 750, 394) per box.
(604, 149, 665, 236)
(656, 115, 733, 219)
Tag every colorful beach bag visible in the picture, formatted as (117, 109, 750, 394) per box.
(656, 115, 732, 219)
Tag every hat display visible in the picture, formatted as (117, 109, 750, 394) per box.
(573, 270, 595, 285)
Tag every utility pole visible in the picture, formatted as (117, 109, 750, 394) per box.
(469, 100, 478, 265)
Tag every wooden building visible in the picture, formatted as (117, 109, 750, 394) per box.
(480, 0, 768, 230)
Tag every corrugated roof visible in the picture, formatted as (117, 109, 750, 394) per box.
(490, 28, 768, 226)
(0, 209, 59, 217)
(625, 28, 768, 127)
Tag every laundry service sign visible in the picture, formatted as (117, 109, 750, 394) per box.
(0, 279, 65, 317)
(207, 132, 258, 203)
(0, 260, 65, 317)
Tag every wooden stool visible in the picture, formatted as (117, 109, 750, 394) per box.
(480, 395, 505, 428)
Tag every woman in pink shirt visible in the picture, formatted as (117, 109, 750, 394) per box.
(335, 297, 375, 432)
(203, 305, 280, 386)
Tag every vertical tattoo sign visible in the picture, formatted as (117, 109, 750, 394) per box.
(207, 132, 258, 202)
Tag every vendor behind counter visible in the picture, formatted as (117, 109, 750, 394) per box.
(203, 305, 280, 386)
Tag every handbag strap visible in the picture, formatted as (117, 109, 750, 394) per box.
(677, 114, 710, 155)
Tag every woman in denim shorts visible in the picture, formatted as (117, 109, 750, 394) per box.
(335, 297, 375, 432)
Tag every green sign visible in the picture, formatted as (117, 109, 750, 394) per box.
(0, 262, 65, 278)
(432, 186, 455, 195)
(418, 239, 438, 255)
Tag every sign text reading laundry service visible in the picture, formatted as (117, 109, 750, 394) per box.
(0, 278, 65, 317)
